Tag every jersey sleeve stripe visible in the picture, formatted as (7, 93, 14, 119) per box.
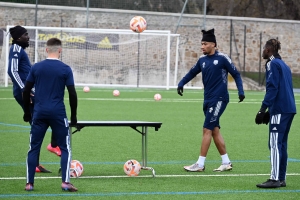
(13, 44, 21, 53)
(10, 58, 25, 89)
(217, 52, 232, 63)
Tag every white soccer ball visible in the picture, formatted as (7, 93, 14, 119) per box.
(154, 93, 162, 101)
(83, 86, 90, 93)
(70, 160, 84, 178)
(113, 90, 120, 96)
(123, 159, 141, 177)
(130, 16, 147, 33)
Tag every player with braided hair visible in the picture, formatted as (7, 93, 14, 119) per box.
(255, 38, 296, 188)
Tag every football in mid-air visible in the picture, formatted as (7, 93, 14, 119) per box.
(123, 159, 141, 176)
(130, 16, 147, 33)
(70, 160, 84, 178)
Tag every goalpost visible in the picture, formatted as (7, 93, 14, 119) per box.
(4, 26, 180, 90)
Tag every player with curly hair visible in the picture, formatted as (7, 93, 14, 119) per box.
(255, 38, 296, 188)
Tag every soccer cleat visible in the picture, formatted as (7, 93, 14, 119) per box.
(183, 163, 205, 172)
(280, 180, 286, 187)
(35, 165, 52, 173)
(256, 179, 281, 188)
(213, 163, 233, 172)
(47, 143, 61, 157)
(61, 182, 78, 192)
(25, 183, 34, 191)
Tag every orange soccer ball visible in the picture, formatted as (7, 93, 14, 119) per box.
(123, 159, 141, 176)
(70, 160, 84, 178)
(130, 16, 147, 33)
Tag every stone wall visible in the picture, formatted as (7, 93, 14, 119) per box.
(1, 2, 300, 89)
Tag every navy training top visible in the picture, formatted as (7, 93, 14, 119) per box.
(178, 51, 244, 102)
(7, 44, 31, 93)
(26, 59, 75, 119)
(262, 54, 296, 114)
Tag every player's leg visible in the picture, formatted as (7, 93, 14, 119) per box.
(183, 127, 211, 172)
(47, 133, 61, 157)
(13, 88, 25, 112)
(268, 113, 290, 181)
(278, 114, 295, 186)
(208, 101, 232, 172)
(184, 101, 216, 172)
(183, 101, 210, 172)
(211, 127, 232, 172)
(256, 114, 283, 188)
(212, 127, 226, 155)
(49, 118, 77, 192)
(210, 101, 228, 156)
(25, 118, 49, 190)
(14, 90, 51, 173)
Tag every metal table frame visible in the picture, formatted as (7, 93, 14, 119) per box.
(69, 121, 162, 177)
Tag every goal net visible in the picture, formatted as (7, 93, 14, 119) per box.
(4, 26, 180, 89)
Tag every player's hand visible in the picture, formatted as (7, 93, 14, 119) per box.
(238, 94, 245, 103)
(177, 86, 183, 96)
(262, 111, 270, 125)
(23, 112, 31, 122)
(255, 109, 265, 125)
(70, 115, 77, 125)
(30, 93, 34, 104)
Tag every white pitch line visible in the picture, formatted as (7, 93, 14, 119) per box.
(1, 173, 300, 180)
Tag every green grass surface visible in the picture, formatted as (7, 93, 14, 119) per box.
(0, 87, 300, 199)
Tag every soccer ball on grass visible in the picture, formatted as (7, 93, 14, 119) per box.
(70, 160, 84, 178)
(123, 159, 141, 176)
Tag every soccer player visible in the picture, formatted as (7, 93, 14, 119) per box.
(23, 38, 77, 192)
(7, 25, 61, 173)
(177, 28, 245, 172)
(23, 38, 78, 192)
(255, 39, 296, 188)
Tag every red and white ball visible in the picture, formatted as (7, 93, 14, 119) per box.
(70, 160, 84, 178)
(123, 159, 141, 177)
(83, 86, 90, 93)
(154, 93, 162, 101)
(130, 16, 147, 33)
(113, 90, 120, 96)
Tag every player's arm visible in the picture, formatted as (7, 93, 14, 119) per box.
(224, 57, 245, 102)
(22, 81, 34, 122)
(177, 60, 202, 96)
(261, 61, 280, 110)
(255, 61, 280, 125)
(67, 85, 78, 124)
(67, 85, 78, 125)
(65, 67, 77, 125)
(8, 47, 25, 90)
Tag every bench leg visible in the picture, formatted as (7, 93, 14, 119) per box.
(141, 126, 155, 177)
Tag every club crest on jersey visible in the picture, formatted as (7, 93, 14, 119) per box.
(202, 62, 205, 68)
(213, 60, 218, 65)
